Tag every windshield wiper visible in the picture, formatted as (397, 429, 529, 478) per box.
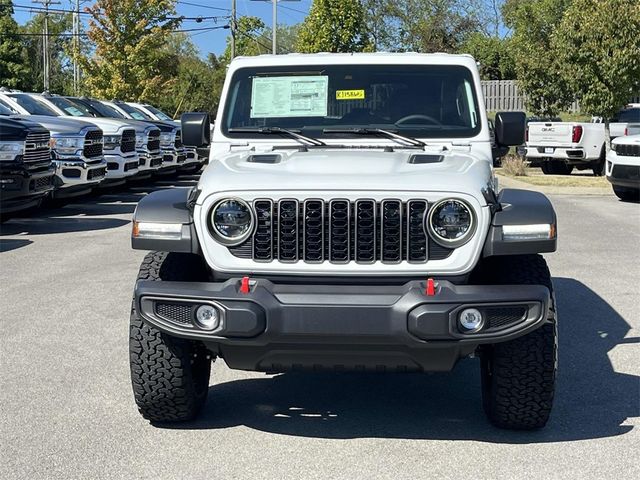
(323, 127, 426, 148)
(229, 126, 326, 146)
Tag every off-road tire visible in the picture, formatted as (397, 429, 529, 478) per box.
(129, 251, 212, 422)
(476, 254, 557, 430)
(613, 185, 640, 202)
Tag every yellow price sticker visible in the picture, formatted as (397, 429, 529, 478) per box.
(336, 89, 365, 100)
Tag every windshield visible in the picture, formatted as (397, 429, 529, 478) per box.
(0, 100, 19, 115)
(86, 100, 127, 119)
(48, 96, 91, 117)
(615, 108, 640, 123)
(7, 93, 59, 116)
(144, 105, 173, 121)
(117, 103, 152, 120)
(222, 64, 481, 139)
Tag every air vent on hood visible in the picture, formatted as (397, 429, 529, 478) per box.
(408, 154, 444, 164)
(248, 154, 281, 164)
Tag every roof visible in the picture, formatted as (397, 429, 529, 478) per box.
(229, 52, 478, 69)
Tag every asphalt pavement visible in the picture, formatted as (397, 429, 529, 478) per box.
(1, 175, 638, 480)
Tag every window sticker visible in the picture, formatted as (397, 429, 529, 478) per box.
(336, 89, 365, 100)
(250, 76, 328, 118)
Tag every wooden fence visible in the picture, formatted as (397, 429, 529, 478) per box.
(481, 80, 640, 113)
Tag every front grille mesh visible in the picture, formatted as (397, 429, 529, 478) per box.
(147, 130, 161, 152)
(155, 302, 192, 325)
(484, 306, 528, 330)
(232, 199, 453, 264)
(174, 130, 183, 149)
(121, 129, 136, 153)
(614, 143, 640, 157)
(83, 129, 103, 158)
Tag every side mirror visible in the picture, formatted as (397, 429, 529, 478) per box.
(494, 111, 526, 146)
(181, 112, 211, 148)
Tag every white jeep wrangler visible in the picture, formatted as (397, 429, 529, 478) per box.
(129, 53, 558, 430)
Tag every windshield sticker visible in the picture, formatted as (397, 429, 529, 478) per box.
(65, 107, 84, 116)
(251, 76, 328, 118)
(336, 89, 365, 100)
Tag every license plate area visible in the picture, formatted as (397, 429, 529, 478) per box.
(544, 147, 555, 154)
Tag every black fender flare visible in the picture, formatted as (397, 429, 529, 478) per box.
(483, 188, 557, 257)
(131, 187, 201, 254)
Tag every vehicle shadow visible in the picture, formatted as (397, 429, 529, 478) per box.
(0, 239, 33, 252)
(160, 277, 638, 443)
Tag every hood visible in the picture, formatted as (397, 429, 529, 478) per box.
(71, 116, 144, 134)
(0, 116, 48, 140)
(9, 115, 98, 135)
(199, 148, 492, 199)
(613, 134, 640, 145)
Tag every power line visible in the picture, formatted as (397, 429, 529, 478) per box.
(0, 25, 229, 37)
(177, 1, 231, 12)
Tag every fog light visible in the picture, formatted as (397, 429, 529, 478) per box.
(458, 308, 484, 333)
(195, 304, 220, 330)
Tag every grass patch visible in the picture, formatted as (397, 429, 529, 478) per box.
(496, 168, 609, 187)
(501, 155, 528, 176)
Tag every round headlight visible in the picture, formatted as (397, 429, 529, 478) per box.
(427, 199, 475, 247)
(210, 198, 254, 245)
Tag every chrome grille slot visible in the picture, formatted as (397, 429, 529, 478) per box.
(355, 200, 376, 263)
(303, 200, 324, 262)
(83, 129, 103, 158)
(407, 200, 428, 262)
(147, 129, 161, 152)
(121, 129, 136, 153)
(329, 200, 350, 263)
(174, 130, 183, 149)
(278, 200, 299, 262)
(381, 200, 402, 263)
(23, 132, 51, 167)
(253, 200, 274, 261)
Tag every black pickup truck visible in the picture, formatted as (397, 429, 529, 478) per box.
(0, 113, 55, 221)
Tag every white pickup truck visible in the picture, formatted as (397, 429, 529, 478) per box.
(526, 104, 640, 176)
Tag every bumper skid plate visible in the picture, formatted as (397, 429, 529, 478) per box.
(135, 279, 551, 373)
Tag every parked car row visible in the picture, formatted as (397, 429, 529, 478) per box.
(0, 90, 207, 221)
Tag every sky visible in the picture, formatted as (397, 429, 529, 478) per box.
(11, 0, 314, 57)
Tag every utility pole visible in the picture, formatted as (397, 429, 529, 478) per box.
(249, 0, 300, 55)
(231, 0, 236, 59)
(73, 0, 80, 94)
(32, 0, 60, 92)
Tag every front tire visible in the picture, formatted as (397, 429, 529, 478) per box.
(129, 252, 212, 422)
(476, 255, 557, 430)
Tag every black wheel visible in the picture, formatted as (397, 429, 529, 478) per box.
(129, 252, 212, 422)
(592, 146, 606, 176)
(554, 161, 574, 175)
(540, 160, 554, 175)
(613, 185, 640, 202)
(475, 255, 557, 430)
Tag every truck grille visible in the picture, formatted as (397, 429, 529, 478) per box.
(147, 129, 161, 153)
(614, 143, 640, 157)
(87, 167, 106, 181)
(174, 130, 183, 149)
(232, 199, 452, 264)
(121, 129, 136, 153)
(83, 129, 103, 159)
(23, 132, 51, 167)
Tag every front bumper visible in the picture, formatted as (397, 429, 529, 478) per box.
(135, 278, 551, 373)
(104, 152, 139, 183)
(525, 146, 588, 162)
(52, 157, 107, 197)
(606, 154, 640, 189)
(0, 164, 55, 213)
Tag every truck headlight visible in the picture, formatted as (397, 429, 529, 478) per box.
(0, 141, 25, 161)
(160, 133, 173, 147)
(210, 198, 254, 245)
(426, 198, 476, 247)
(50, 136, 83, 155)
(103, 135, 121, 150)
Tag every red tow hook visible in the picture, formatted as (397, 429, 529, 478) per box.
(425, 278, 436, 296)
(240, 276, 251, 294)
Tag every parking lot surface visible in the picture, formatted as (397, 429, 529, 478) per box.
(1, 175, 638, 480)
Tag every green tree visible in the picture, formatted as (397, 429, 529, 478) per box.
(296, 0, 371, 53)
(80, 0, 180, 102)
(462, 33, 515, 80)
(221, 16, 270, 61)
(553, 0, 640, 149)
(503, 0, 573, 116)
(384, 0, 481, 53)
(0, 1, 28, 88)
(18, 11, 74, 93)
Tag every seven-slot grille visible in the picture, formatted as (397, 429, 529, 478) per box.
(23, 131, 51, 167)
(147, 129, 161, 153)
(240, 199, 451, 264)
(120, 129, 136, 153)
(83, 129, 103, 158)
